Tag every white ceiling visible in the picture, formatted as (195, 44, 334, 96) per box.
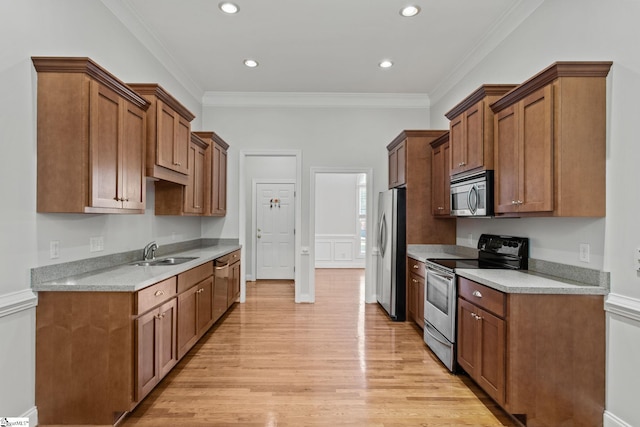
(105, 0, 538, 101)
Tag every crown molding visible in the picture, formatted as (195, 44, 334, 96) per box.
(429, 0, 544, 106)
(100, 0, 203, 102)
(202, 92, 431, 109)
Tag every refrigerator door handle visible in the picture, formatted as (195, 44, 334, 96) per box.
(379, 213, 387, 258)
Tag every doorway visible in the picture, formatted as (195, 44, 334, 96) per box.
(253, 181, 295, 279)
(309, 167, 374, 304)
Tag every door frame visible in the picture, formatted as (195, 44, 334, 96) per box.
(309, 167, 375, 303)
(239, 150, 302, 302)
(252, 179, 296, 281)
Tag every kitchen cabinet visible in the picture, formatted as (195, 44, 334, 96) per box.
(134, 277, 178, 401)
(430, 132, 451, 216)
(194, 131, 229, 216)
(155, 132, 210, 216)
(388, 138, 406, 188)
(445, 85, 517, 176)
(128, 83, 196, 186)
(456, 276, 605, 426)
(491, 61, 612, 217)
(136, 297, 177, 401)
(407, 257, 425, 328)
(32, 57, 150, 214)
(228, 250, 241, 306)
(386, 131, 456, 245)
(177, 262, 215, 359)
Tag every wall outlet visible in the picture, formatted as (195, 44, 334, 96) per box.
(49, 240, 59, 259)
(90, 236, 104, 252)
(579, 243, 590, 263)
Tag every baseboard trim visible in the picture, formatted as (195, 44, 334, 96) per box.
(605, 293, 640, 323)
(0, 289, 37, 318)
(604, 410, 633, 427)
(21, 405, 38, 426)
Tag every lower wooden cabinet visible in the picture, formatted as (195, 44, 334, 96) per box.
(457, 277, 605, 427)
(407, 257, 425, 328)
(136, 298, 178, 401)
(35, 250, 242, 426)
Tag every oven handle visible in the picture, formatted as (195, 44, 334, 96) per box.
(426, 266, 454, 281)
(467, 184, 478, 214)
(424, 322, 451, 346)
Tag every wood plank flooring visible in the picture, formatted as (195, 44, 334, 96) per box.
(121, 269, 514, 426)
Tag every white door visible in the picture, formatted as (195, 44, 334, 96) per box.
(256, 183, 295, 279)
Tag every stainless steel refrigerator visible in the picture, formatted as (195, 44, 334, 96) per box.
(376, 188, 406, 321)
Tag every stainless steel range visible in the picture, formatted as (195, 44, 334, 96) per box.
(423, 234, 529, 371)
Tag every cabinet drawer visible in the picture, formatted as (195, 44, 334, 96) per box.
(177, 262, 213, 294)
(458, 277, 505, 318)
(217, 249, 240, 264)
(136, 276, 177, 315)
(408, 257, 425, 278)
(409, 272, 425, 288)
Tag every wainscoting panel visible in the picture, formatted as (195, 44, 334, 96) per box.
(315, 234, 365, 268)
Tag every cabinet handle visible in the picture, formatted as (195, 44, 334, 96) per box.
(154, 290, 165, 297)
(155, 313, 164, 320)
(472, 290, 482, 298)
(173, 161, 182, 166)
(517, 200, 523, 205)
(197, 288, 204, 294)
(412, 265, 419, 269)
(412, 279, 419, 283)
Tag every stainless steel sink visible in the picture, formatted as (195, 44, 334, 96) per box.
(132, 256, 198, 266)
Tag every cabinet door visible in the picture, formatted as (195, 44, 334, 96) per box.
(457, 298, 479, 375)
(417, 275, 425, 327)
(443, 142, 451, 214)
(519, 86, 553, 213)
(396, 141, 406, 187)
(464, 102, 484, 171)
(431, 144, 445, 215)
(157, 102, 189, 176)
(388, 148, 398, 188)
(211, 142, 227, 216)
(184, 141, 206, 215)
(407, 274, 416, 324)
(476, 307, 506, 405)
(494, 105, 519, 214)
(228, 261, 241, 307)
(122, 101, 146, 210)
(177, 286, 198, 359)
(89, 81, 121, 209)
(449, 115, 466, 175)
(136, 308, 159, 400)
(197, 276, 215, 336)
(157, 299, 178, 379)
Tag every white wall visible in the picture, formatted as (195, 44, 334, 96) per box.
(201, 105, 431, 300)
(429, 1, 640, 425)
(315, 173, 364, 268)
(0, 1, 204, 421)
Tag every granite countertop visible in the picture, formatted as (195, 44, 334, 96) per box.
(456, 269, 608, 295)
(32, 244, 241, 292)
(406, 244, 609, 296)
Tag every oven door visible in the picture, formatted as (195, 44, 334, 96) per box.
(424, 265, 456, 343)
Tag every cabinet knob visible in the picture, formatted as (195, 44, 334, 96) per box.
(412, 265, 419, 269)
(412, 279, 418, 283)
(517, 200, 523, 205)
(472, 290, 482, 298)
(154, 290, 165, 297)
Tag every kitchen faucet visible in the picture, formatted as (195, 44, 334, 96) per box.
(143, 241, 158, 261)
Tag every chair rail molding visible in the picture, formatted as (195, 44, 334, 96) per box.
(0, 289, 37, 318)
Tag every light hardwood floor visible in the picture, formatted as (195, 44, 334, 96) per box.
(122, 269, 514, 426)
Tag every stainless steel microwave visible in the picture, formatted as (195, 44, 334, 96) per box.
(450, 170, 494, 217)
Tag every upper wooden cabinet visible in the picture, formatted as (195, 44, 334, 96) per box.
(387, 130, 456, 245)
(430, 132, 451, 217)
(490, 61, 612, 217)
(388, 138, 407, 188)
(445, 85, 517, 176)
(155, 133, 210, 216)
(32, 57, 150, 214)
(194, 131, 229, 216)
(127, 83, 196, 186)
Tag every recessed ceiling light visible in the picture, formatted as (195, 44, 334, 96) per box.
(219, 2, 239, 14)
(400, 5, 421, 17)
(379, 60, 393, 69)
(244, 59, 259, 68)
